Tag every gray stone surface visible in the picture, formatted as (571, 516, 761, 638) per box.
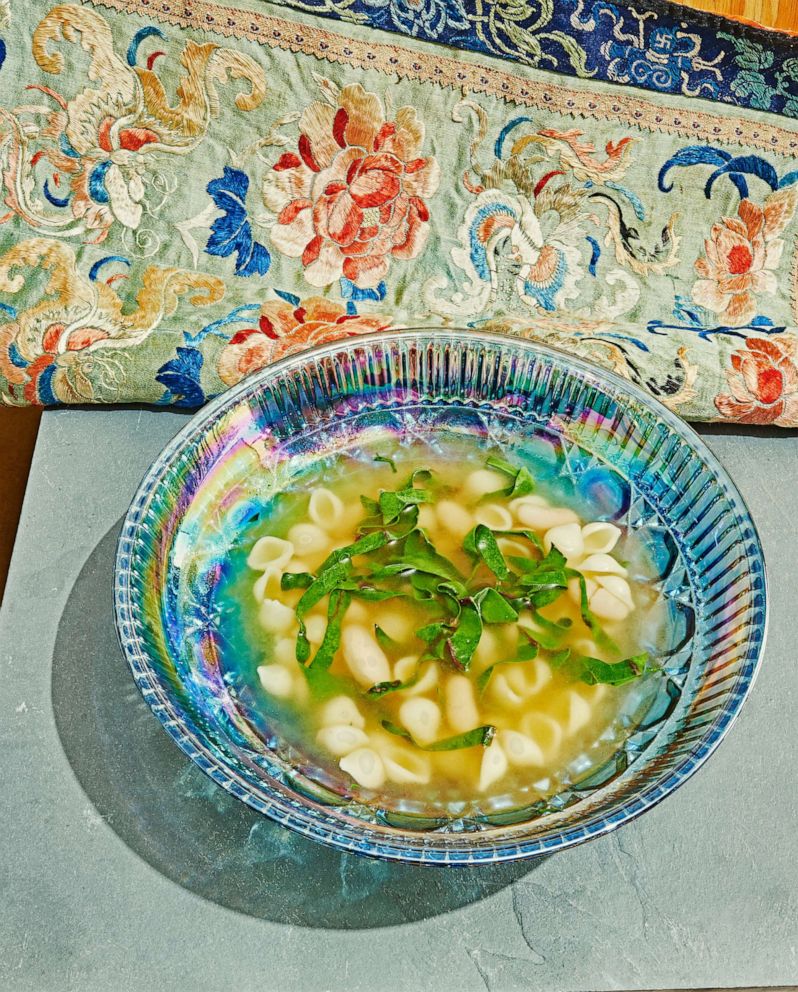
(1, 409, 796, 992)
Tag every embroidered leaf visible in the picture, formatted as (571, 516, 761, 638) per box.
(155, 347, 205, 408)
(206, 166, 271, 277)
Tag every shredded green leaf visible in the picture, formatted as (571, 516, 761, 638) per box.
(381, 720, 496, 750)
(374, 624, 397, 651)
(463, 524, 510, 580)
(280, 571, 313, 591)
(308, 589, 351, 670)
(473, 587, 518, 624)
(485, 455, 535, 498)
(446, 600, 482, 671)
(476, 637, 539, 693)
(374, 453, 397, 473)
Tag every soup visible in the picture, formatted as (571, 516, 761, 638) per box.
(240, 437, 664, 810)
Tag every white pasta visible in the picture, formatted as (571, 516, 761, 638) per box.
(543, 522, 584, 560)
(462, 467, 507, 499)
(247, 536, 294, 571)
(308, 487, 345, 530)
(252, 568, 281, 603)
(520, 712, 563, 760)
(512, 496, 580, 531)
(258, 598, 296, 634)
(499, 729, 545, 767)
(339, 747, 385, 789)
(445, 674, 480, 733)
(305, 614, 327, 645)
(475, 503, 513, 531)
(378, 743, 432, 785)
(320, 695, 366, 729)
(581, 521, 621, 555)
(346, 599, 369, 623)
(496, 537, 531, 560)
(436, 499, 474, 540)
(373, 610, 414, 643)
(525, 658, 553, 695)
(588, 574, 634, 621)
(579, 553, 628, 576)
(489, 672, 526, 709)
(395, 659, 438, 696)
(287, 522, 330, 557)
(417, 504, 437, 531)
(550, 689, 592, 736)
(316, 724, 370, 757)
(398, 697, 441, 744)
(273, 637, 297, 667)
(473, 628, 500, 675)
(341, 624, 392, 687)
(257, 664, 294, 698)
(478, 739, 508, 791)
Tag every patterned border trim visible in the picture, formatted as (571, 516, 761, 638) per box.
(93, 0, 798, 155)
(263, 0, 798, 121)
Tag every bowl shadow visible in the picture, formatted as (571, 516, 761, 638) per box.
(52, 518, 544, 929)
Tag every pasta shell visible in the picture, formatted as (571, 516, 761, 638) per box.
(543, 522, 584, 559)
(308, 487, 345, 529)
(287, 522, 329, 556)
(339, 748, 385, 789)
(258, 598, 296, 634)
(445, 674, 481, 733)
(320, 695, 365, 729)
(581, 522, 622, 555)
(478, 739, 509, 791)
(257, 664, 294, 698)
(341, 624, 392, 687)
(316, 724, 370, 757)
(247, 536, 294, 571)
(398, 698, 441, 744)
(499, 730, 545, 767)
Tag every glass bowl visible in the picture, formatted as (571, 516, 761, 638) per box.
(114, 329, 767, 865)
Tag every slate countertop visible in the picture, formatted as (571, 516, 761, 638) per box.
(1, 409, 796, 992)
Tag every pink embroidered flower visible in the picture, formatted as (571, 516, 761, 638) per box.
(692, 188, 797, 324)
(715, 335, 798, 426)
(262, 82, 439, 288)
(217, 296, 394, 386)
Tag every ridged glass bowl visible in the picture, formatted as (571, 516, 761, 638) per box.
(114, 330, 767, 865)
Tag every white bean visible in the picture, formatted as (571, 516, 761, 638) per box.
(316, 724, 369, 757)
(445, 674, 481, 733)
(320, 695, 365, 729)
(339, 747, 385, 789)
(341, 624, 391, 687)
(478, 739, 509, 791)
(398, 698, 441, 744)
(257, 665, 293, 698)
(247, 536, 293, 571)
(258, 598, 296, 633)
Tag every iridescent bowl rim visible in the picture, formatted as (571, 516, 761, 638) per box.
(114, 327, 768, 865)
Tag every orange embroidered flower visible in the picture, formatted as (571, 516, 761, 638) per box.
(715, 335, 798, 426)
(262, 82, 439, 288)
(692, 188, 797, 324)
(217, 297, 394, 387)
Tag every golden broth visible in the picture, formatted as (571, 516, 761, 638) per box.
(245, 437, 662, 812)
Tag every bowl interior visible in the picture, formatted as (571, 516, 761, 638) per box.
(115, 331, 766, 864)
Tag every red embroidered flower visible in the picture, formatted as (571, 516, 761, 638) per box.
(715, 335, 798, 426)
(693, 188, 797, 324)
(262, 83, 439, 288)
(217, 296, 394, 387)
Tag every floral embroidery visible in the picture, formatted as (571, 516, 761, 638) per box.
(0, 6, 265, 242)
(206, 166, 271, 277)
(217, 295, 393, 386)
(262, 79, 440, 288)
(0, 238, 224, 403)
(715, 336, 798, 425)
(426, 107, 678, 324)
(693, 190, 798, 324)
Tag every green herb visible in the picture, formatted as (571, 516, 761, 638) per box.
(493, 528, 544, 555)
(381, 720, 496, 750)
(374, 453, 397, 473)
(294, 560, 353, 662)
(566, 569, 620, 655)
(280, 571, 313, 590)
(317, 532, 388, 573)
(416, 621, 449, 642)
(374, 625, 397, 651)
(308, 589, 351, 670)
(473, 587, 518, 624)
(476, 637, 539, 693)
(567, 653, 651, 686)
(463, 524, 510, 580)
(485, 455, 535, 498)
(446, 600, 483, 670)
(366, 666, 421, 697)
(520, 610, 572, 650)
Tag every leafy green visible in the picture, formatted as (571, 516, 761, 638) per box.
(308, 590, 351, 670)
(473, 587, 518, 624)
(374, 453, 397, 473)
(463, 524, 510, 580)
(381, 720, 496, 750)
(446, 600, 482, 670)
(567, 652, 651, 686)
(317, 532, 388, 573)
(521, 610, 572, 649)
(374, 625, 397, 651)
(565, 569, 620, 655)
(493, 527, 544, 555)
(365, 665, 421, 697)
(476, 637, 539, 693)
(294, 560, 353, 662)
(485, 455, 535, 498)
(280, 571, 313, 591)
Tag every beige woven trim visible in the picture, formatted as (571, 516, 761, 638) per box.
(91, 0, 798, 155)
